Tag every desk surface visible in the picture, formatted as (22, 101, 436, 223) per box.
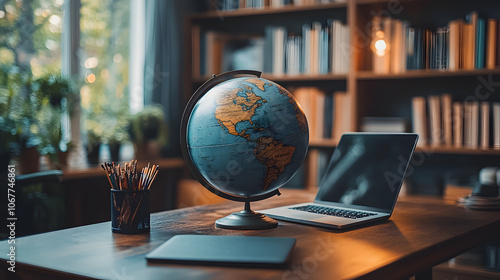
(2, 190, 500, 280)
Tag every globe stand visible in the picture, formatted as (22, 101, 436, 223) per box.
(215, 201, 278, 230)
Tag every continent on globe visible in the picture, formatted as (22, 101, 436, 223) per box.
(215, 85, 267, 140)
(187, 75, 308, 196)
(254, 137, 296, 190)
(244, 78, 269, 91)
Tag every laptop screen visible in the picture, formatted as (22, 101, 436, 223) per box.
(315, 133, 418, 212)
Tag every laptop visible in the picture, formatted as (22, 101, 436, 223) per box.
(260, 133, 418, 229)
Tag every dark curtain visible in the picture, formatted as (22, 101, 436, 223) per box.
(143, 0, 194, 157)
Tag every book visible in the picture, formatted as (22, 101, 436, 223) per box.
(311, 21, 321, 75)
(463, 102, 472, 147)
(428, 95, 442, 146)
(293, 88, 314, 138)
(273, 26, 286, 76)
(476, 17, 486, 69)
(470, 101, 479, 148)
(323, 93, 334, 139)
(333, 91, 350, 144)
(441, 94, 453, 146)
(314, 88, 325, 140)
(436, 26, 448, 69)
(390, 19, 404, 73)
(264, 26, 274, 74)
(494, 103, 500, 149)
(453, 102, 463, 148)
(480, 102, 490, 149)
(468, 11, 478, 68)
(448, 19, 462, 70)
(486, 19, 497, 69)
(462, 23, 475, 69)
(496, 20, 500, 67)
(412, 96, 427, 147)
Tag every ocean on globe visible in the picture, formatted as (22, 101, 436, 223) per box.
(186, 77, 309, 197)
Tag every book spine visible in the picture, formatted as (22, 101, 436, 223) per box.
(476, 18, 486, 69)
(412, 96, 427, 147)
(453, 102, 463, 148)
(486, 19, 497, 69)
(481, 102, 490, 149)
(494, 103, 500, 150)
(441, 94, 453, 146)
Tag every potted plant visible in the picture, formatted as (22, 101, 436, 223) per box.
(35, 74, 76, 170)
(86, 118, 104, 165)
(0, 67, 45, 174)
(106, 119, 129, 162)
(127, 105, 168, 160)
(0, 66, 16, 172)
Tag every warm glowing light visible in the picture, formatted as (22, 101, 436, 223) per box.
(49, 15, 61, 25)
(84, 57, 99, 69)
(86, 73, 96, 83)
(375, 39, 386, 51)
(375, 31, 385, 38)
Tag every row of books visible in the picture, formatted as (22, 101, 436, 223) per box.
(193, 19, 350, 77)
(265, 20, 349, 76)
(292, 88, 350, 143)
(372, 13, 500, 74)
(412, 95, 500, 149)
(212, 0, 344, 11)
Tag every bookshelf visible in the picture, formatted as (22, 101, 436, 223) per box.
(187, 0, 500, 189)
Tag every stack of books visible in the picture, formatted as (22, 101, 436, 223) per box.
(412, 95, 500, 149)
(372, 12, 500, 74)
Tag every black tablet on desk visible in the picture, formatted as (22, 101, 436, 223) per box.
(145, 235, 296, 268)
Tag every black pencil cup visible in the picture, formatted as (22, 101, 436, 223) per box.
(111, 189, 150, 233)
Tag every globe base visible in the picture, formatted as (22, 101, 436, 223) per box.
(216, 202, 278, 230)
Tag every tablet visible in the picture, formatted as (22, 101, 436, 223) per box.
(146, 235, 296, 268)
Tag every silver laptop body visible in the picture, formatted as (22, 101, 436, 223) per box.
(260, 133, 419, 229)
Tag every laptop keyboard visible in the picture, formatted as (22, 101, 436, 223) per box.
(290, 205, 376, 219)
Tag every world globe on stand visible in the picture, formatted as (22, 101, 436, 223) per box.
(181, 70, 309, 229)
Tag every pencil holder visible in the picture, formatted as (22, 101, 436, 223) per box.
(111, 189, 150, 233)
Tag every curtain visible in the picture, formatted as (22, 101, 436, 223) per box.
(143, 0, 185, 157)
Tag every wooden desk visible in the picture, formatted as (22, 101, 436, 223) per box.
(2, 190, 500, 280)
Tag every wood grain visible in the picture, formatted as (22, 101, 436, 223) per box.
(1, 189, 500, 280)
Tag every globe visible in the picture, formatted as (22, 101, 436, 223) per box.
(180, 70, 309, 229)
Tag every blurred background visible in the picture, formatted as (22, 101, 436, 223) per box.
(1, 0, 499, 241)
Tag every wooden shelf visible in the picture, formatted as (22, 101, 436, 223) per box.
(188, 0, 500, 191)
(356, 68, 500, 80)
(191, 2, 347, 20)
(415, 146, 500, 155)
